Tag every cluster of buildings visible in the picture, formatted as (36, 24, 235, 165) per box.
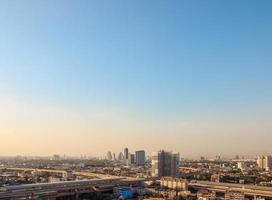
(107, 148, 146, 166)
(2, 152, 272, 199)
(107, 148, 181, 178)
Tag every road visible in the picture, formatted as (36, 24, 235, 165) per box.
(190, 180, 272, 197)
(0, 177, 144, 199)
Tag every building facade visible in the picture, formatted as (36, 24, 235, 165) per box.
(135, 150, 145, 166)
(152, 150, 180, 177)
(128, 154, 135, 165)
(257, 155, 272, 171)
(225, 190, 245, 200)
(124, 148, 129, 160)
(160, 177, 188, 191)
(118, 152, 124, 161)
(107, 151, 112, 161)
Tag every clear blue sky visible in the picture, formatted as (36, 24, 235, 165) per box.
(0, 1, 272, 157)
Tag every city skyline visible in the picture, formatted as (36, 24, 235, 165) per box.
(1, 1, 272, 157)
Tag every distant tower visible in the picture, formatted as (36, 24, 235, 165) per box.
(128, 154, 135, 165)
(118, 152, 124, 161)
(257, 155, 272, 171)
(113, 153, 116, 161)
(135, 150, 145, 166)
(53, 154, 61, 161)
(215, 155, 221, 161)
(107, 151, 112, 161)
(152, 150, 180, 177)
(124, 148, 129, 160)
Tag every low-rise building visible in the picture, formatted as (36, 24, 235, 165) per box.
(160, 177, 188, 191)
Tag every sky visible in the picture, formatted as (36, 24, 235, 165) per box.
(0, 0, 272, 158)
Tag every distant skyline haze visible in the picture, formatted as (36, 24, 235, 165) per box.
(0, 0, 272, 157)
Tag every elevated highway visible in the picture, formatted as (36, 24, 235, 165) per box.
(0, 167, 120, 179)
(0, 177, 144, 199)
(0, 167, 67, 177)
(73, 171, 121, 179)
(189, 180, 272, 198)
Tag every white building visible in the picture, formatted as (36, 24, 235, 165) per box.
(237, 162, 246, 171)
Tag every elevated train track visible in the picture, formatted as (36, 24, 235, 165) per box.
(0, 178, 144, 199)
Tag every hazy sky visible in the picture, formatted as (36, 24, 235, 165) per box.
(0, 0, 272, 158)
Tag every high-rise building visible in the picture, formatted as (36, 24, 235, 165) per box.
(215, 155, 221, 161)
(107, 151, 112, 161)
(53, 154, 61, 160)
(152, 150, 180, 177)
(113, 153, 116, 161)
(118, 152, 124, 161)
(128, 154, 135, 165)
(266, 156, 272, 171)
(257, 155, 272, 171)
(135, 150, 145, 166)
(124, 148, 129, 160)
